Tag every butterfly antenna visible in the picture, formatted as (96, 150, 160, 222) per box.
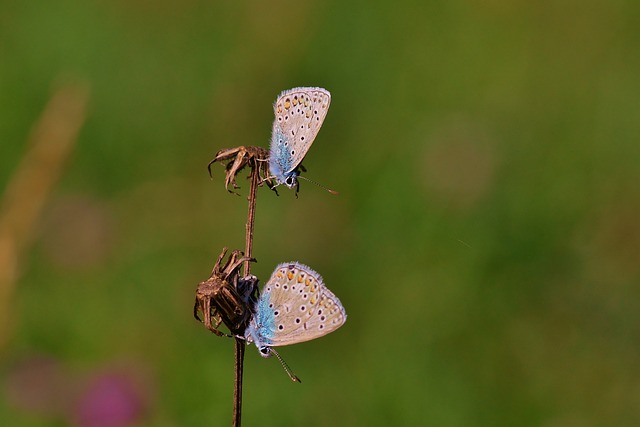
(269, 348, 302, 383)
(298, 176, 339, 195)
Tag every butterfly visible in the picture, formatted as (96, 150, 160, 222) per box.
(269, 87, 332, 192)
(244, 262, 347, 382)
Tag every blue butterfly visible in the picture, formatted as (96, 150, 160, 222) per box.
(245, 262, 346, 381)
(269, 87, 331, 191)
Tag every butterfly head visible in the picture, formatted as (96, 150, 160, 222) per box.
(283, 172, 299, 190)
(258, 346, 273, 358)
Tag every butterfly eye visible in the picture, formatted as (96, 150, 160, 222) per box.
(259, 347, 272, 358)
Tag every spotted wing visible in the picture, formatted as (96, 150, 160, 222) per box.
(260, 262, 346, 347)
(269, 87, 331, 180)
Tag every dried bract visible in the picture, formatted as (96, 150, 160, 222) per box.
(208, 146, 276, 195)
(194, 248, 257, 336)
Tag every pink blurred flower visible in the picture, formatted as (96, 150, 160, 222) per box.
(72, 370, 148, 427)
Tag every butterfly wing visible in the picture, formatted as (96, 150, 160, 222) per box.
(249, 262, 346, 348)
(269, 88, 331, 182)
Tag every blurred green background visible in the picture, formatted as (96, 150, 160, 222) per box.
(2, 0, 640, 426)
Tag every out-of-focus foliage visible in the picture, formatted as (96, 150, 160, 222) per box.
(2, 0, 640, 425)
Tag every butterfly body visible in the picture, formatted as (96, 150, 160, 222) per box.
(245, 262, 346, 357)
(269, 87, 331, 189)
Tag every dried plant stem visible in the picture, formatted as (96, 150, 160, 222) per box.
(233, 337, 245, 427)
(243, 160, 259, 276)
(233, 160, 260, 427)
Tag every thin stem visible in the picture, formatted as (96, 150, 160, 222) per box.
(233, 337, 245, 427)
(233, 159, 260, 427)
(244, 159, 259, 276)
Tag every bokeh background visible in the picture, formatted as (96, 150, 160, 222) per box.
(2, 0, 640, 426)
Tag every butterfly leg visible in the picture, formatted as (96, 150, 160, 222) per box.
(258, 176, 279, 195)
(256, 155, 277, 192)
